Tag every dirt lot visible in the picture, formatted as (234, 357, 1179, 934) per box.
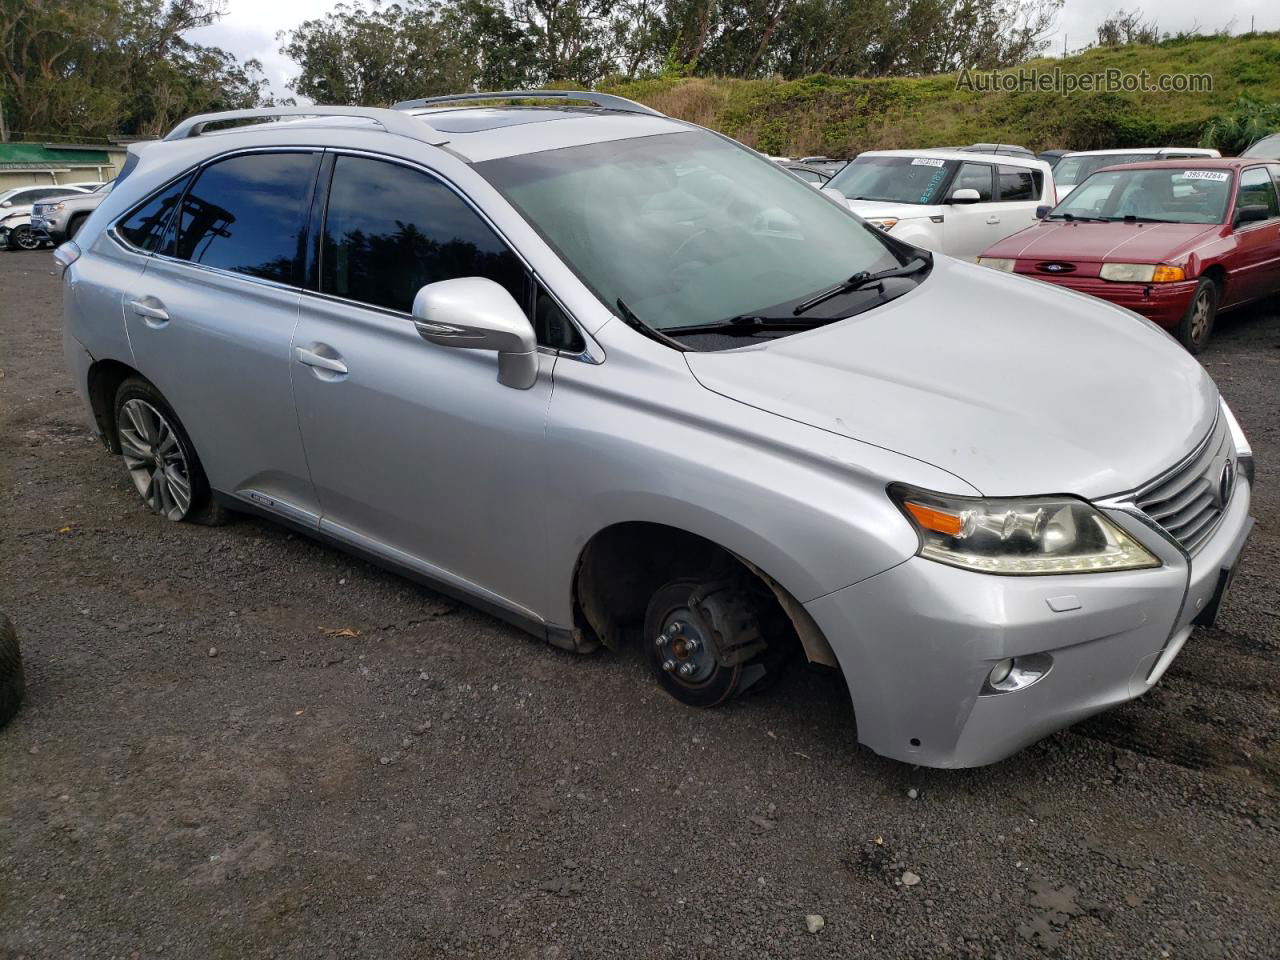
(1, 248, 1278, 959)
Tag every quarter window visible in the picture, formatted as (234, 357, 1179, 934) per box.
(1237, 167, 1280, 221)
(949, 163, 993, 201)
(116, 174, 193, 252)
(997, 165, 1039, 201)
(320, 155, 527, 314)
(169, 152, 319, 285)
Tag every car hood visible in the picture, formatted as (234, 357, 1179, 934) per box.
(684, 257, 1218, 498)
(845, 199, 935, 221)
(984, 220, 1221, 262)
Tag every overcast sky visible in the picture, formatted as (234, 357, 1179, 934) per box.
(187, 0, 1277, 102)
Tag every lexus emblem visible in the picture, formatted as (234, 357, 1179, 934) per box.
(1044, 263, 1065, 272)
(1218, 459, 1235, 508)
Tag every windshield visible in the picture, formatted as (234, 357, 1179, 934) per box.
(1243, 135, 1280, 159)
(1054, 153, 1154, 186)
(1049, 168, 1232, 224)
(826, 156, 959, 204)
(476, 130, 907, 331)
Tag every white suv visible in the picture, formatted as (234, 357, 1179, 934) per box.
(822, 150, 1055, 259)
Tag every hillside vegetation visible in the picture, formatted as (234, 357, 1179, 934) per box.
(603, 33, 1280, 156)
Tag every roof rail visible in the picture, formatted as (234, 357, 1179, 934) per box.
(163, 105, 448, 144)
(391, 90, 663, 118)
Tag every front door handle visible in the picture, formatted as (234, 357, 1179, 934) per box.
(985, 215, 1001, 224)
(127, 297, 169, 325)
(295, 346, 348, 376)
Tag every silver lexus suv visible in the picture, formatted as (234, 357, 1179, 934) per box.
(57, 92, 1255, 768)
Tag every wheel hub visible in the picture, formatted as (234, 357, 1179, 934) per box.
(654, 614, 715, 684)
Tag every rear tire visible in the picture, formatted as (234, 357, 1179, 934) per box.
(1177, 278, 1217, 354)
(113, 377, 231, 525)
(0, 613, 25, 730)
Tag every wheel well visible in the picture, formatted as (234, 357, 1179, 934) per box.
(86, 359, 142, 453)
(572, 521, 838, 668)
(1202, 264, 1226, 295)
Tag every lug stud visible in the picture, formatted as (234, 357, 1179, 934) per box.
(678, 662, 696, 677)
(662, 659, 677, 672)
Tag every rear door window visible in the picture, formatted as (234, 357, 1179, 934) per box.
(948, 163, 993, 201)
(116, 174, 194, 252)
(168, 151, 320, 285)
(997, 165, 1038, 201)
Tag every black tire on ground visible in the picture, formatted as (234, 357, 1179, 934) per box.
(66, 214, 87, 241)
(113, 376, 232, 526)
(645, 577, 792, 708)
(1177, 278, 1218, 354)
(0, 613, 25, 730)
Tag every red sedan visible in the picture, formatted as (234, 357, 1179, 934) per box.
(977, 158, 1280, 351)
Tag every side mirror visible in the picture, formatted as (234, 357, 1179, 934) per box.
(1035, 204, 1051, 219)
(1235, 204, 1270, 225)
(949, 188, 981, 204)
(821, 186, 847, 203)
(0, 200, 10, 208)
(412, 277, 538, 390)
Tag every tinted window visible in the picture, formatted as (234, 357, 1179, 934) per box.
(1237, 167, 1280, 220)
(949, 162, 993, 201)
(321, 155, 527, 314)
(170, 152, 319, 285)
(997, 165, 1037, 201)
(117, 174, 194, 252)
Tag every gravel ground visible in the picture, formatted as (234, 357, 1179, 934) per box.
(1, 248, 1278, 960)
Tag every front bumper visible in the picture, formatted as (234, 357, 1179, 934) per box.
(806, 476, 1252, 768)
(30, 215, 64, 243)
(1019, 273, 1198, 328)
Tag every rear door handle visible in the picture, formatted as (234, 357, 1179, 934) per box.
(985, 215, 1001, 224)
(295, 346, 348, 375)
(127, 297, 169, 324)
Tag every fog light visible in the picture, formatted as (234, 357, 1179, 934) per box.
(988, 658, 1014, 685)
(981, 653, 1054, 696)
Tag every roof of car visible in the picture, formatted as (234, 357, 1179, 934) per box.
(161, 97, 691, 164)
(1093, 157, 1262, 173)
(1061, 147, 1218, 157)
(857, 148, 1050, 169)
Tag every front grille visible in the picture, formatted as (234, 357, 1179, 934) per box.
(1134, 416, 1232, 553)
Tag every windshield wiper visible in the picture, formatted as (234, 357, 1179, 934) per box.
(792, 254, 931, 316)
(1120, 215, 1178, 223)
(1047, 212, 1107, 223)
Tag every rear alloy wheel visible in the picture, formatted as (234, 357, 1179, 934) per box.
(645, 578, 778, 708)
(1178, 278, 1217, 354)
(113, 378, 230, 525)
(8, 225, 40, 251)
(118, 398, 195, 520)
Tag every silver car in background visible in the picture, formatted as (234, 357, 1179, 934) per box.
(57, 92, 1254, 768)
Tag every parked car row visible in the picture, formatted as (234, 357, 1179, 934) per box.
(0, 181, 103, 250)
(818, 142, 1278, 351)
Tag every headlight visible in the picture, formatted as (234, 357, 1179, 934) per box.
(1099, 263, 1185, 283)
(889, 485, 1160, 575)
(52, 202, 66, 211)
(865, 217, 898, 231)
(976, 257, 1016, 272)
